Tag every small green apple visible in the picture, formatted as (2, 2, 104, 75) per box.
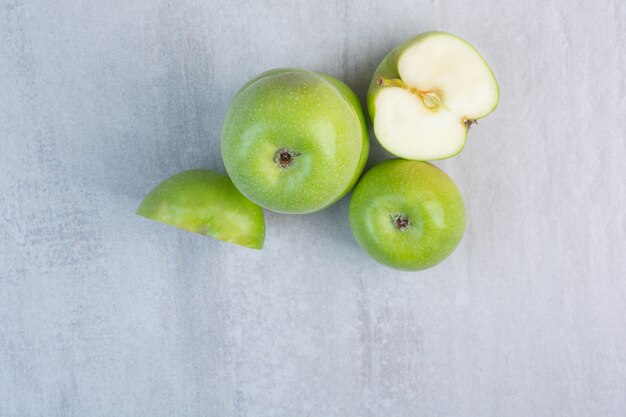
(136, 169, 265, 249)
(221, 68, 369, 214)
(368, 31, 499, 161)
(349, 159, 466, 270)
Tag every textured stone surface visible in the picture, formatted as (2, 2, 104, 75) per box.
(1, 0, 625, 416)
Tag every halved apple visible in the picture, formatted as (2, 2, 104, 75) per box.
(136, 169, 265, 249)
(368, 32, 499, 160)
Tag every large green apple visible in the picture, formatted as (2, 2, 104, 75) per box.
(136, 169, 265, 249)
(368, 31, 499, 161)
(221, 68, 369, 214)
(349, 159, 466, 270)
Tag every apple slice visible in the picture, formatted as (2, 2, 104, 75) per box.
(368, 32, 499, 160)
(136, 169, 265, 249)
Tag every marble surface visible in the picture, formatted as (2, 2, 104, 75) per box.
(1, 0, 625, 415)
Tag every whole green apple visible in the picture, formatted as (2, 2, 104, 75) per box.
(221, 68, 369, 214)
(368, 31, 499, 161)
(136, 169, 265, 249)
(349, 159, 466, 270)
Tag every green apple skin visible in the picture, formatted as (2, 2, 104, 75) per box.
(367, 31, 500, 160)
(136, 169, 265, 249)
(221, 68, 369, 214)
(349, 159, 466, 271)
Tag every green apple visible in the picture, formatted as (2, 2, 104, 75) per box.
(221, 68, 369, 214)
(368, 31, 499, 161)
(349, 159, 466, 270)
(136, 169, 265, 249)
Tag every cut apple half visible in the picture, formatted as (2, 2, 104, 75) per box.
(368, 32, 499, 160)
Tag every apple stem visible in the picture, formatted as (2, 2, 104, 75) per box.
(391, 214, 411, 231)
(464, 119, 477, 129)
(274, 148, 300, 168)
(376, 77, 407, 89)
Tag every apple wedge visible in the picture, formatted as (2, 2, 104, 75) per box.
(368, 32, 499, 160)
(136, 169, 265, 249)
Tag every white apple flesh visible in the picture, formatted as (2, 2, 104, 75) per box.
(368, 32, 499, 160)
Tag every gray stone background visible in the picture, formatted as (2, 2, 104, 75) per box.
(1, 0, 625, 416)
